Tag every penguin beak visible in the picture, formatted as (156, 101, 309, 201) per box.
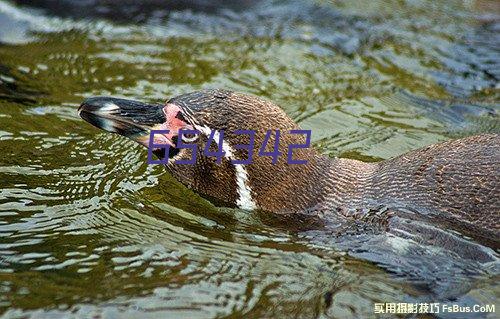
(78, 96, 173, 147)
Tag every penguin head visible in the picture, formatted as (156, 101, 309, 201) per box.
(79, 89, 325, 211)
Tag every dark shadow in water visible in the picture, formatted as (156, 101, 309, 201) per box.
(258, 206, 498, 302)
(0, 64, 40, 104)
(12, 0, 259, 22)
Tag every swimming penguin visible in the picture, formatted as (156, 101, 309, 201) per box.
(79, 89, 499, 247)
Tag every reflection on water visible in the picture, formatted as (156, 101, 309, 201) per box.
(0, 0, 498, 318)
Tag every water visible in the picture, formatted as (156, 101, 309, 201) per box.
(0, 0, 499, 318)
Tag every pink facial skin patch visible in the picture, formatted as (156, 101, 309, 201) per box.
(137, 103, 191, 148)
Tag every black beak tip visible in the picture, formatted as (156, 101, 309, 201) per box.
(78, 96, 165, 135)
(79, 97, 121, 115)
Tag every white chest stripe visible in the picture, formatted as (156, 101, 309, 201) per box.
(195, 125, 257, 210)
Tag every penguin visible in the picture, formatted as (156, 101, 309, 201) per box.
(79, 89, 499, 247)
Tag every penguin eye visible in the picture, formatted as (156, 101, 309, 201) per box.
(181, 131, 199, 143)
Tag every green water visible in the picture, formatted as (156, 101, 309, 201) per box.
(0, 0, 498, 318)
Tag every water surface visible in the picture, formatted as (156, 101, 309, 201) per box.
(0, 0, 499, 318)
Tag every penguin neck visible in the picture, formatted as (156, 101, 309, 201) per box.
(246, 154, 374, 213)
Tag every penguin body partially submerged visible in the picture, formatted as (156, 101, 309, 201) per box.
(79, 89, 499, 248)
